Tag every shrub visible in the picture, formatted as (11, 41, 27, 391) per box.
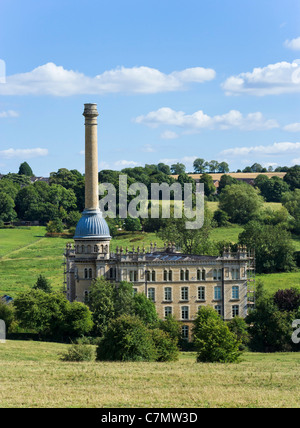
(96, 315, 157, 362)
(150, 328, 179, 362)
(193, 307, 242, 363)
(60, 343, 95, 362)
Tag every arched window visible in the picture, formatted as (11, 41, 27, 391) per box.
(202, 269, 206, 281)
(152, 270, 156, 282)
(168, 270, 172, 281)
(89, 268, 93, 279)
(180, 270, 185, 281)
(185, 270, 189, 281)
(164, 270, 168, 281)
(84, 268, 88, 279)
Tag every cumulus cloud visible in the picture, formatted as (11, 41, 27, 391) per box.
(284, 37, 300, 51)
(0, 148, 48, 159)
(220, 142, 300, 157)
(0, 63, 216, 96)
(283, 122, 300, 132)
(160, 130, 179, 140)
(0, 110, 19, 118)
(114, 160, 140, 167)
(134, 107, 279, 132)
(222, 60, 300, 96)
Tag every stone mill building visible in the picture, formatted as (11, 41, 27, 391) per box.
(64, 103, 255, 340)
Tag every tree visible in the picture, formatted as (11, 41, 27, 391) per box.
(13, 290, 93, 338)
(133, 292, 158, 326)
(88, 277, 116, 336)
(282, 189, 300, 234)
(284, 165, 300, 190)
(193, 307, 241, 363)
(218, 174, 238, 193)
(0, 192, 17, 222)
(193, 158, 207, 173)
(158, 206, 214, 255)
(199, 173, 215, 198)
(18, 162, 33, 176)
(257, 176, 290, 202)
(33, 274, 52, 293)
(273, 288, 300, 312)
(246, 282, 297, 352)
(96, 315, 157, 362)
(239, 221, 296, 273)
(170, 162, 186, 175)
(123, 216, 142, 231)
(218, 161, 230, 174)
(219, 183, 263, 224)
(207, 160, 219, 173)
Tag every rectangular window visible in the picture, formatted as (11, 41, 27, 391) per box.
(232, 286, 239, 299)
(181, 306, 189, 320)
(232, 305, 239, 317)
(215, 305, 222, 316)
(181, 325, 189, 340)
(181, 287, 189, 301)
(214, 286, 222, 300)
(164, 287, 172, 302)
(197, 286, 205, 301)
(148, 287, 155, 302)
(164, 306, 172, 318)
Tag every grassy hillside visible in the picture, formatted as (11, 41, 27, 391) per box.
(0, 340, 299, 408)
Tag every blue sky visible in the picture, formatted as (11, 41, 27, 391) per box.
(0, 0, 300, 176)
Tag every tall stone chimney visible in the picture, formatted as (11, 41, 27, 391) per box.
(83, 103, 99, 212)
(73, 103, 111, 240)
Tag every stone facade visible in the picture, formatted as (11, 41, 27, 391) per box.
(64, 242, 254, 340)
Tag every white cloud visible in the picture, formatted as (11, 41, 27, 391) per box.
(0, 63, 216, 96)
(159, 156, 197, 166)
(222, 60, 300, 96)
(0, 148, 48, 159)
(284, 37, 300, 51)
(292, 157, 300, 164)
(142, 144, 156, 152)
(160, 130, 179, 140)
(135, 107, 279, 131)
(221, 142, 300, 157)
(283, 122, 300, 132)
(0, 110, 19, 118)
(114, 160, 139, 167)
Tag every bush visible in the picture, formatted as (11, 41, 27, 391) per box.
(96, 315, 157, 362)
(150, 328, 179, 362)
(60, 343, 95, 362)
(193, 307, 242, 363)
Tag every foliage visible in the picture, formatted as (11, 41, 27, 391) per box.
(13, 290, 93, 338)
(123, 216, 142, 231)
(227, 316, 250, 350)
(0, 301, 14, 331)
(32, 274, 53, 293)
(132, 292, 158, 326)
(255, 175, 290, 202)
(18, 162, 33, 177)
(150, 328, 179, 362)
(198, 173, 215, 197)
(239, 221, 296, 273)
(219, 183, 264, 224)
(193, 307, 242, 363)
(157, 205, 214, 255)
(96, 315, 157, 362)
(46, 218, 64, 234)
(283, 165, 300, 190)
(246, 282, 298, 352)
(273, 288, 300, 312)
(0, 192, 17, 222)
(60, 343, 95, 362)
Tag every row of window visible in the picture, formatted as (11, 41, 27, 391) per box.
(146, 269, 206, 282)
(75, 244, 109, 254)
(147, 285, 240, 302)
(164, 304, 240, 322)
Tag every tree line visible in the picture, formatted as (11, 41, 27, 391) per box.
(1, 275, 299, 362)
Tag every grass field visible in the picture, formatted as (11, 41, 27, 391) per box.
(0, 340, 299, 408)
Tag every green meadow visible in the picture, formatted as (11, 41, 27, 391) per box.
(0, 340, 299, 408)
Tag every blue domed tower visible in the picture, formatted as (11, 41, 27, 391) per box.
(65, 104, 111, 302)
